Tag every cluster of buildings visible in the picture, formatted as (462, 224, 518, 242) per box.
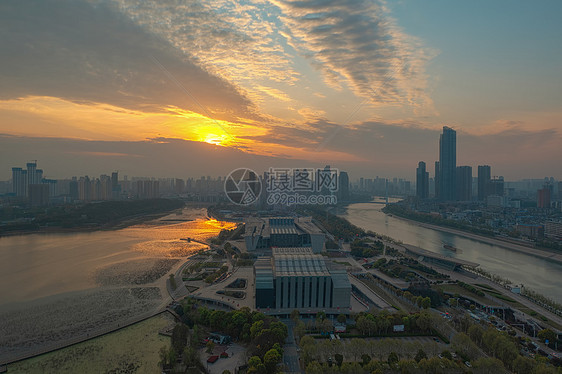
(409, 127, 562, 243)
(2, 164, 247, 205)
(249, 217, 352, 311)
(415, 127, 562, 209)
(353, 176, 411, 197)
(11, 162, 57, 207)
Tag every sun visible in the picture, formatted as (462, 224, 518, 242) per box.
(202, 133, 228, 146)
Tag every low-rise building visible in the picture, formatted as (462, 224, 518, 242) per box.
(245, 217, 325, 253)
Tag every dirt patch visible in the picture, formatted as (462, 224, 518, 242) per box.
(7, 315, 171, 374)
(0, 287, 162, 360)
(94, 258, 179, 286)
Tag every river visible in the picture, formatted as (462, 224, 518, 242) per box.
(0, 208, 235, 306)
(0, 208, 237, 360)
(339, 199, 562, 304)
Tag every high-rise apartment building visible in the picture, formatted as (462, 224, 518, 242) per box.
(456, 166, 472, 201)
(339, 171, 350, 201)
(438, 126, 456, 201)
(12, 161, 44, 198)
(537, 187, 551, 209)
(478, 165, 491, 201)
(434, 161, 440, 198)
(489, 177, 504, 196)
(416, 161, 429, 199)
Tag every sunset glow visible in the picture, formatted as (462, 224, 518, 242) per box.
(0, 0, 561, 179)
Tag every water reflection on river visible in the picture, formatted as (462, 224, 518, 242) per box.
(339, 200, 562, 303)
(0, 208, 236, 306)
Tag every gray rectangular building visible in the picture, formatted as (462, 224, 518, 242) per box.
(255, 247, 350, 310)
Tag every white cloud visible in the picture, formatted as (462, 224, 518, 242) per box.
(270, 0, 435, 109)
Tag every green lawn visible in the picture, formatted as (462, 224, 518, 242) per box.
(8, 315, 172, 374)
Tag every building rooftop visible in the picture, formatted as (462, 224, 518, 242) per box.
(255, 257, 274, 289)
(245, 216, 323, 239)
(273, 250, 329, 277)
(272, 247, 313, 256)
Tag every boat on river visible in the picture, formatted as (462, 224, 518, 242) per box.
(443, 243, 458, 252)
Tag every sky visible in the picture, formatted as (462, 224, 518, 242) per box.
(1, 0, 561, 181)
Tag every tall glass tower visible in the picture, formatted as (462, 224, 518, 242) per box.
(439, 126, 456, 201)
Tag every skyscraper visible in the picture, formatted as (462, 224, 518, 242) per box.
(438, 126, 456, 201)
(12, 161, 43, 198)
(416, 161, 429, 199)
(111, 171, 120, 199)
(456, 166, 472, 201)
(434, 161, 440, 198)
(26, 162, 38, 185)
(339, 171, 350, 201)
(12, 167, 25, 197)
(477, 165, 491, 201)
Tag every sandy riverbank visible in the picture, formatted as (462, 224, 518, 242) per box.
(0, 286, 163, 361)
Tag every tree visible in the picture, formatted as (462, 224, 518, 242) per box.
(414, 348, 427, 362)
(272, 343, 283, 356)
(206, 340, 215, 354)
(452, 332, 480, 360)
(300, 335, 315, 347)
(171, 323, 189, 354)
(334, 353, 343, 367)
(321, 318, 333, 334)
(473, 357, 505, 374)
(421, 297, 431, 309)
(513, 355, 535, 374)
(264, 348, 282, 373)
(361, 353, 371, 366)
(349, 338, 364, 362)
(294, 320, 306, 340)
(387, 352, 399, 366)
(290, 309, 300, 322)
(468, 324, 484, 346)
(248, 356, 263, 373)
(305, 361, 324, 374)
(416, 310, 432, 332)
(183, 346, 199, 368)
(538, 329, 557, 344)
(399, 360, 419, 372)
(441, 350, 453, 360)
(418, 357, 439, 373)
(250, 320, 264, 339)
(337, 314, 347, 324)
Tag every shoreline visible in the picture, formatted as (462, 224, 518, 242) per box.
(0, 209, 187, 238)
(384, 213, 562, 265)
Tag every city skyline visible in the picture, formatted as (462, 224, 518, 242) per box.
(1, 0, 562, 180)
